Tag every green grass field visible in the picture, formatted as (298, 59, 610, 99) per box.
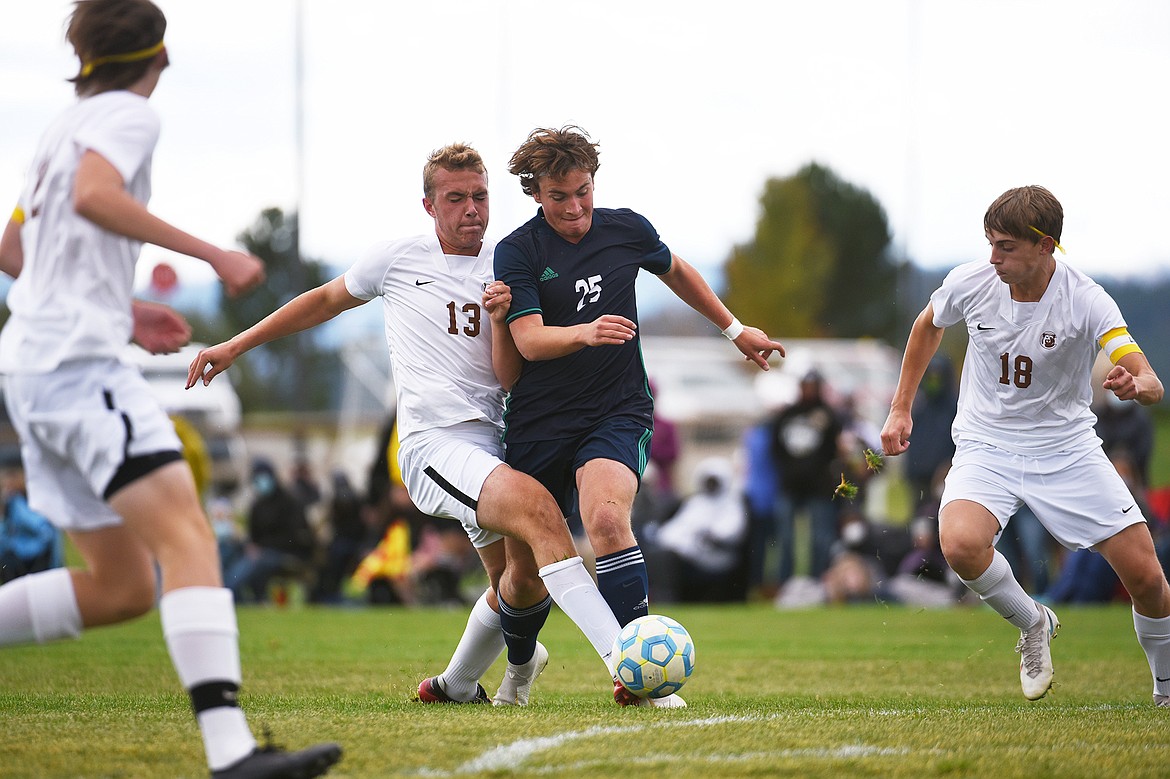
(1, 603, 1167, 778)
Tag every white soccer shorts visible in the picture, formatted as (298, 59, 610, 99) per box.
(4, 358, 182, 531)
(397, 420, 505, 549)
(941, 439, 1146, 550)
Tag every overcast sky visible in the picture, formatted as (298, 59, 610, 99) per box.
(3, 0, 1169, 298)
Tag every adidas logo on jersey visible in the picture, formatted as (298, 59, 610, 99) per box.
(539, 267, 559, 282)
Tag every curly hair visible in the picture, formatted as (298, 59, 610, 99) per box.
(423, 143, 486, 200)
(984, 185, 1063, 245)
(66, 0, 167, 96)
(507, 126, 601, 197)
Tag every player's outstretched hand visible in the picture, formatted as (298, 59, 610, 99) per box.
(582, 314, 636, 347)
(483, 280, 511, 324)
(880, 409, 913, 457)
(731, 326, 785, 371)
(186, 340, 239, 389)
(214, 250, 266, 298)
(131, 300, 191, 354)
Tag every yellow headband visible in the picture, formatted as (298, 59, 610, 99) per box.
(1028, 225, 1066, 255)
(79, 40, 165, 78)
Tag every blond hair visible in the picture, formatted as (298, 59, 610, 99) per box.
(423, 143, 486, 200)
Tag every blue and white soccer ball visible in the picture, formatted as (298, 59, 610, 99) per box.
(611, 614, 695, 698)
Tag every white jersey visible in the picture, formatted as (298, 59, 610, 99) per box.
(0, 91, 159, 374)
(344, 233, 504, 441)
(931, 259, 1125, 456)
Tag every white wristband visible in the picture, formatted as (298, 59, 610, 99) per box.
(721, 317, 744, 340)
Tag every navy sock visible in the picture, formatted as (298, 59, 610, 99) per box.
(498, 594, 552, 665)
(595, 546, 650, 626)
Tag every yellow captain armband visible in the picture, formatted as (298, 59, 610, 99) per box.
(1099, 327, 1143, 364)
(11, 206, 25, 225)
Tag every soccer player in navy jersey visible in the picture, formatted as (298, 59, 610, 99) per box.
(492, 125, 784, 706)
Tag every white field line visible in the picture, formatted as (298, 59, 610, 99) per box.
(412, 713, 911, 777)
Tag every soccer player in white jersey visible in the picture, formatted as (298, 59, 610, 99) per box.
(187, 144, 627, 707)
(0, 2, 342, 777)
(880, 185, 1169, 704)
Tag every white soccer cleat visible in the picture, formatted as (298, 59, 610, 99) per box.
(635, 692, 687, 709)
(1154, 693, 1169, 708)
(1016, 603, 1060, 700)
(492, 641, 549, 706)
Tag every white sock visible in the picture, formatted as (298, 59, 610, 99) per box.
(159, 586, 256, 771)
(962, 550, 1039, 631)
(438, 589, 504, 700)
(0, 568, 81, 646)
(539, 556, 622, 673)
(1133, 608, 1170, 697)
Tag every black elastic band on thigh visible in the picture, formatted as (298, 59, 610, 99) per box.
(103, 450, 185, 500)
(423, 465, 478, 511)
(103, 388, 134, 459)
(189, 680, 240, 714)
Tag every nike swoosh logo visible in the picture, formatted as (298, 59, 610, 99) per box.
(977, 324, 995, 331)
(415, 279, 436, 286)
(1122, 504, 1135, 513)
(1157, 676, 1170, 682)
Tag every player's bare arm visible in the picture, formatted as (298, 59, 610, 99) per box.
(508, 312, 636, 362)
(73, 150, 265, 297)
(658, 253, 784, 370)
(1107, 352, 1164, 406)
(0, 215, 23, 278)
(483, 281, 524, 391)
(881, 303, 945, 457)
(187, 275, 363, 388)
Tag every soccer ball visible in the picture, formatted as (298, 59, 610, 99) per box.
(611, 614, 695, 698)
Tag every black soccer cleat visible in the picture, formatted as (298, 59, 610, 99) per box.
(211, 742, 342, 779)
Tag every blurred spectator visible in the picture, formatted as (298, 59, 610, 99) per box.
(896, 516, 949, 583)
(1043, 547, 1121, 604)
(903, 355, 958, 511)
(1094, 393, 1154, 489)
(169, 414, 212, 503)
(289, 452, 323, 512)
(655, 457, 748, 603)
(767, 369, 844, 584)
(311, 470, 369, 604)
(647, 378, 681, 501)
(0, 463, 62, 583)
(742, 420, 782, 597)
(208, 494, 244, 577)
(774, 508, 909, 607)
(632, 381, 683, 535)
(410, 521, 478, 606)
(225, 459, 319, 603)
(888, 515, 960, 607)
(996, 504, 1055, 593)
(349, 517, 412, 605)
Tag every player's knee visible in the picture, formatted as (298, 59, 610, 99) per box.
(584, 512, 632, 550)
(104, 573, 157, 620)
(502, 567, 546, 603)
(1124, 567, 1170, 608)
(938, 525, 980, 568)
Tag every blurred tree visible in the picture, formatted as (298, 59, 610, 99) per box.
(723, 162, 902, 341)
(189, 208, 336, 412)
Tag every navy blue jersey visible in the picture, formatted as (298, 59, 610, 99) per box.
(494, 207, 673, 443)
